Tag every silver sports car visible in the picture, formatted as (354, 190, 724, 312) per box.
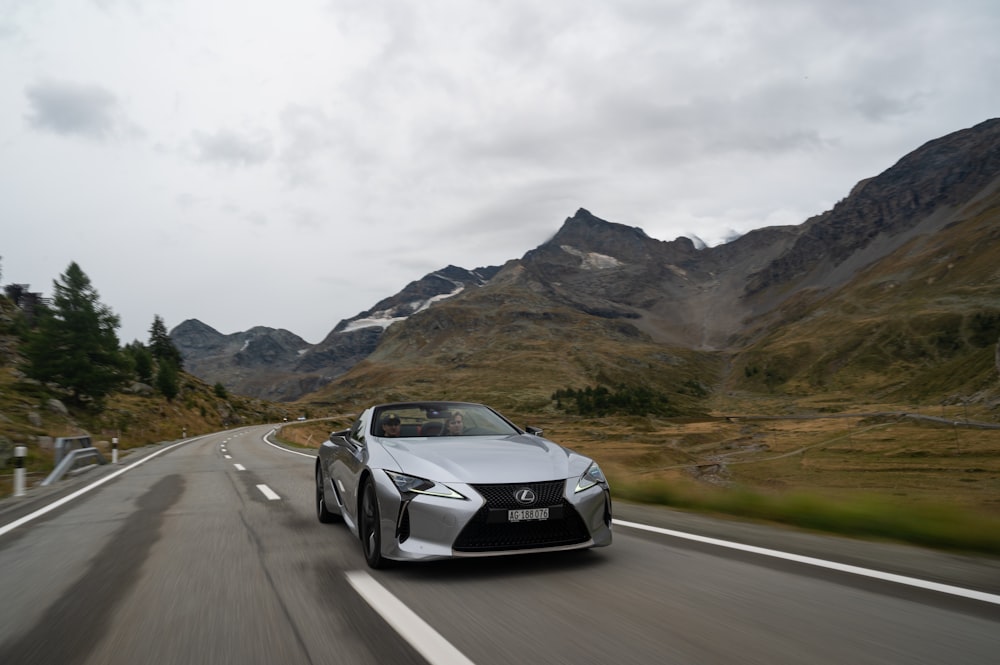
(315, 401, 612, 568)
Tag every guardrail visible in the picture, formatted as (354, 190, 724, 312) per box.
(41, 447, 107, 486)
(54, 436, 93, 464)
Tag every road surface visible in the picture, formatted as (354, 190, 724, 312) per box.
(1, 425, 997, 664)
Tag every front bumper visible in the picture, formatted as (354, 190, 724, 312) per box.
(370, 472, 613, 562)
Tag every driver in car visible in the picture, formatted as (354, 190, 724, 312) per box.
(381, 413, 402, 437)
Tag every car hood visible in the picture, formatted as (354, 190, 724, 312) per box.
(376, 434, 586, 484)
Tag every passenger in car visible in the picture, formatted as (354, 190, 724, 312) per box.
(444, 411, 465, 436)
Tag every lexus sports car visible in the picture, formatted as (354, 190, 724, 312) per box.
(315, 401, 612, 568)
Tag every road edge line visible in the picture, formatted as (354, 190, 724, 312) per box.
(613, 518, 1000, 606)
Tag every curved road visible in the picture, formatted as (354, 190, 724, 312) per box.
(1, 425, 998, 664)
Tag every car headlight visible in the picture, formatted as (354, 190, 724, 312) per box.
(575, 461, 608, 493)
(384, 470, 466, 499)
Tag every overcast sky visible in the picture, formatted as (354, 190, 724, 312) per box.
(2, 0, 998, 344)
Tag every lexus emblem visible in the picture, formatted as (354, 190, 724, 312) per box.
(514, 488, 536, 505)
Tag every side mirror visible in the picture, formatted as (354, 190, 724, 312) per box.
(329, 429, 349, 442)
(525, 426, 543, 436)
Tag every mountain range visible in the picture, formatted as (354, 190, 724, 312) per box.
(172, 118, 1000, 412)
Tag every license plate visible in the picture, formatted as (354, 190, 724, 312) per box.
(508, 507, 549, 522)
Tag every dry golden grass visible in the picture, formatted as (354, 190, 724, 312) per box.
(277, 396, 1000, 553)
(279, 402, 1000, 515)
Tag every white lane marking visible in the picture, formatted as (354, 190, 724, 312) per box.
(347, 571, 476, 665)
(613, 519, 1000, 606)
(261, 429, 315, 458)
(234, 463, 246, 471)
(256, 484, 280, 501)
(0, 434, 216, 538)
(224, 455, 232, 459)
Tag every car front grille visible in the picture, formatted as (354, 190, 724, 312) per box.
(453, 481, 591, 552)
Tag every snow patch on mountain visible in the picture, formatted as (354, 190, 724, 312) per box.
(560, 245, 623, 269)
(341, 281, 466, 332)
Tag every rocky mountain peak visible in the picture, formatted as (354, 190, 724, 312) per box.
(540, 208, 698, 266)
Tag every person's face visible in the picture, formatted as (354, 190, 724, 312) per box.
(447, 416, 463, 432)
(384, 421, 401, 436)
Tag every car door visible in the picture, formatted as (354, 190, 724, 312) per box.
(329, 416, 369, 529)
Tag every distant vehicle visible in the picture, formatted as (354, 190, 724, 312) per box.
(296, 416, 306, 421)
(315, 401, 612, 568)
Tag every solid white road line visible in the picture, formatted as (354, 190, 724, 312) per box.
(261, 429, 315, 458)
(0, 435, 212, 538)
(234, 463, 246, 471)
(613, 519, 1000, 606)
(347, 571, 476, 665)
(256, 484, 280, 501)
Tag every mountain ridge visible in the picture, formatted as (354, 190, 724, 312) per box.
(172, 119, 1000, 407)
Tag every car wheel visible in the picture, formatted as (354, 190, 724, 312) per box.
(316, 465, 337, 524)
(360, 478, 386, 569)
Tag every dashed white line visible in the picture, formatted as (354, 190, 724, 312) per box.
(224, 455, 232, 459)
(256, 484, 280, 501)
(234, 463, 246, 471)
(347, 571, 476, 665)
(613, 519, 1000, 606)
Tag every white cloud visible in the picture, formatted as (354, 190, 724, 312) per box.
(25, 79, 123, 139)
(1, 0, 997, 344)
(191, 128, 273, 167)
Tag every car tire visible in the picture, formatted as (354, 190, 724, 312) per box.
(360, 478, 386, 569)
(316, 465, 338, 524)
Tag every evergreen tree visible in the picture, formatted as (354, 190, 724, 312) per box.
(24, 262, 125, 404)
(149, 314, 183, 369)
(156, 360, 180, 401)
(124, 341, 154, 383)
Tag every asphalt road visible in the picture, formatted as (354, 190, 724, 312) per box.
(1, 425, 998, 665)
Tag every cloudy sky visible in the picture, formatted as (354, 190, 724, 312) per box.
(2, 0, 998, 344)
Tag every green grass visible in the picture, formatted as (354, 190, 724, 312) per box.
(611, 476, 1000, 555)
(277, 412, 1000, 556)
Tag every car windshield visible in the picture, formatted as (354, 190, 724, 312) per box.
(372, 402, 521, 438)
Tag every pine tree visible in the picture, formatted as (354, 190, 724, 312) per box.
(124, 341, 154, 383)
(24, 262, 125, 404)
(155, 359, 180, 401)
(149, 314, 183, 369)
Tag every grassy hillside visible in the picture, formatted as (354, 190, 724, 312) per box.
(302, 277, 724, 416)
(732, 190, 1000, 406)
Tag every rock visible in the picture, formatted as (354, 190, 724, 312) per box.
(127, 382, 155, 397)
(46, 399, 69, 417)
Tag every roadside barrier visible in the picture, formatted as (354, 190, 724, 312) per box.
(41, 447, 107, 486)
